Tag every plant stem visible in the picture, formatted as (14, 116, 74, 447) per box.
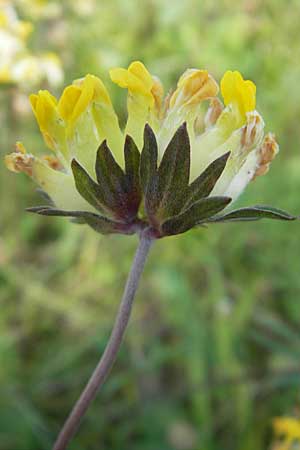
(53, 233, 153, 450)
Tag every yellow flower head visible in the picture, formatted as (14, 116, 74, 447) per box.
(221, 70, 256, 126)
(5, 60, 284, 237)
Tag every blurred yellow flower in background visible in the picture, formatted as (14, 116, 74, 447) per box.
(0, 1, 63, 87)
(272, 417, 300, 450)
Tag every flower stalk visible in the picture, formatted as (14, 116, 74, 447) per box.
(53, 233, 153, 450)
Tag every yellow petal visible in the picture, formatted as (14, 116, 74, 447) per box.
(29, 90, 68, 160)
(221, 70, 256, 122)
(58, 85, 82, 123)
(58, 74, 111, 132)
(30, 90, 58, 131)
(110, 61, 158, 148)
(110, 61, 154, 100)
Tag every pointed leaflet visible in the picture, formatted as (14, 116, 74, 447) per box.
(96, 141, 140, 220)
(27, 205, 52, 213)
(84, 214, 136, 235)
(71, 159, 107, 213)
(124, 135, 142, 216)
(209, 205, 297, 223)
(185, 152, 230, 209)
(26, 206, 127, 234)
(161, 196, 231, 236)
(156, 122, 191, 219)
(95, 140, 127, 215)
(140, 124, 158, 193)
(140, 124, 159, 217)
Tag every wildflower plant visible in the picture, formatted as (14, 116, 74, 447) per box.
(5, 61, 298, 450)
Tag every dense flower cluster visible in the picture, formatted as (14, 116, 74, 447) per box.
(5, 61, 296, 237)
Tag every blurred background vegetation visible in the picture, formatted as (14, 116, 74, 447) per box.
(1, 1, 300, 449)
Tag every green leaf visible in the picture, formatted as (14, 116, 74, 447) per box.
(124, 135, 142, 215)
(95, 140, 142, 220)
(140, 124, 159, 217)
(96, 140, 127, 213)
(161, 196, 231, 236)
(209, 205, 297, 223)
(26, 207, 129, 234)
(83, 215, 135, 235)
(71, 159, 107, 213)
(185, 152, 230, 208)
(140, 124, 158, 194)
(156, 122, 190, 218)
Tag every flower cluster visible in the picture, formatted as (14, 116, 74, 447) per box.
(5, 61, 296, 237)
(0, 2, 63, 87)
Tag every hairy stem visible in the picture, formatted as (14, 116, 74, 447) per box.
(53, 234, 153, 450)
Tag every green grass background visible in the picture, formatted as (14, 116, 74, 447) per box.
(1, 1, 300, 449)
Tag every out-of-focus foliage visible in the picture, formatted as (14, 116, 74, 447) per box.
(0, 1, 300, 450)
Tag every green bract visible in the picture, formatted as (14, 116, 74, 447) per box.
(28, 123, 297, 238)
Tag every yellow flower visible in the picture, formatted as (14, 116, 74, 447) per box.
(110, 61, 155, 101)
(30, 90, 67, 156)
(221, 70, 256, 127)
(5, 61, 278, 228)
(110, 61, 161, 148)
(272, 417, 300, 450)
(58, 74, 111, 133)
